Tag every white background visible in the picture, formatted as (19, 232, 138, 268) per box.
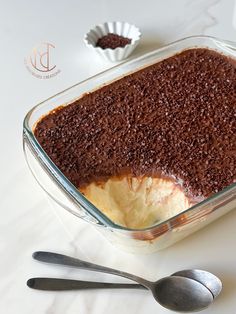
(1, 0, 236, 313)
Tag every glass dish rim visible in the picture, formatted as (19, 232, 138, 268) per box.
(23, 34, 236, 232)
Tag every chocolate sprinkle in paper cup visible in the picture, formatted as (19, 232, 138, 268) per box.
(84, 21, 141, 62)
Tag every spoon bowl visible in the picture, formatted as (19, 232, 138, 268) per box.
(172, 269, 222, 298)
(153, 276, 213, 312)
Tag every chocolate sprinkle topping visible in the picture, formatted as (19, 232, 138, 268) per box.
(34, 48, 236, 199)
(96, 33, 131, 49)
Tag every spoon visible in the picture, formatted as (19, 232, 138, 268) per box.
(32, 251, 219, 312)
(27, 277, 212, 313)
(27, 271, 222, 296)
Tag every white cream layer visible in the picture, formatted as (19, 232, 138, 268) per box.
(80, 176, 192, 229)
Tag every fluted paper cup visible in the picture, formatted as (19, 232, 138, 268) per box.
(84, 21, 141, 62)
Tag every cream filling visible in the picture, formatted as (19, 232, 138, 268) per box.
(80, 176, 192, 229)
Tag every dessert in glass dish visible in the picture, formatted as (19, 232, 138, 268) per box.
(23, 36, 236, 253)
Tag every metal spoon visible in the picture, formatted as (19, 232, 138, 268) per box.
(32, 251, 218, 312)
(27, 270, 222, 296)
(27, 277, 212, 313)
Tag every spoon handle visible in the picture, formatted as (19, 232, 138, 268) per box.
(27, 277, 147, 291)
(33, 251, 151, 288)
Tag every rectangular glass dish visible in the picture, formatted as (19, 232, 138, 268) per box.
(23, 36, 236, 253)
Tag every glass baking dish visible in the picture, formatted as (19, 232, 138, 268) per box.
(23, 35, 236, 253)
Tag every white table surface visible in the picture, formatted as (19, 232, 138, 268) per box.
(1, 0, 236, 313)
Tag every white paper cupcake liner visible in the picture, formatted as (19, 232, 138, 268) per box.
(84, 21, 141, 62)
